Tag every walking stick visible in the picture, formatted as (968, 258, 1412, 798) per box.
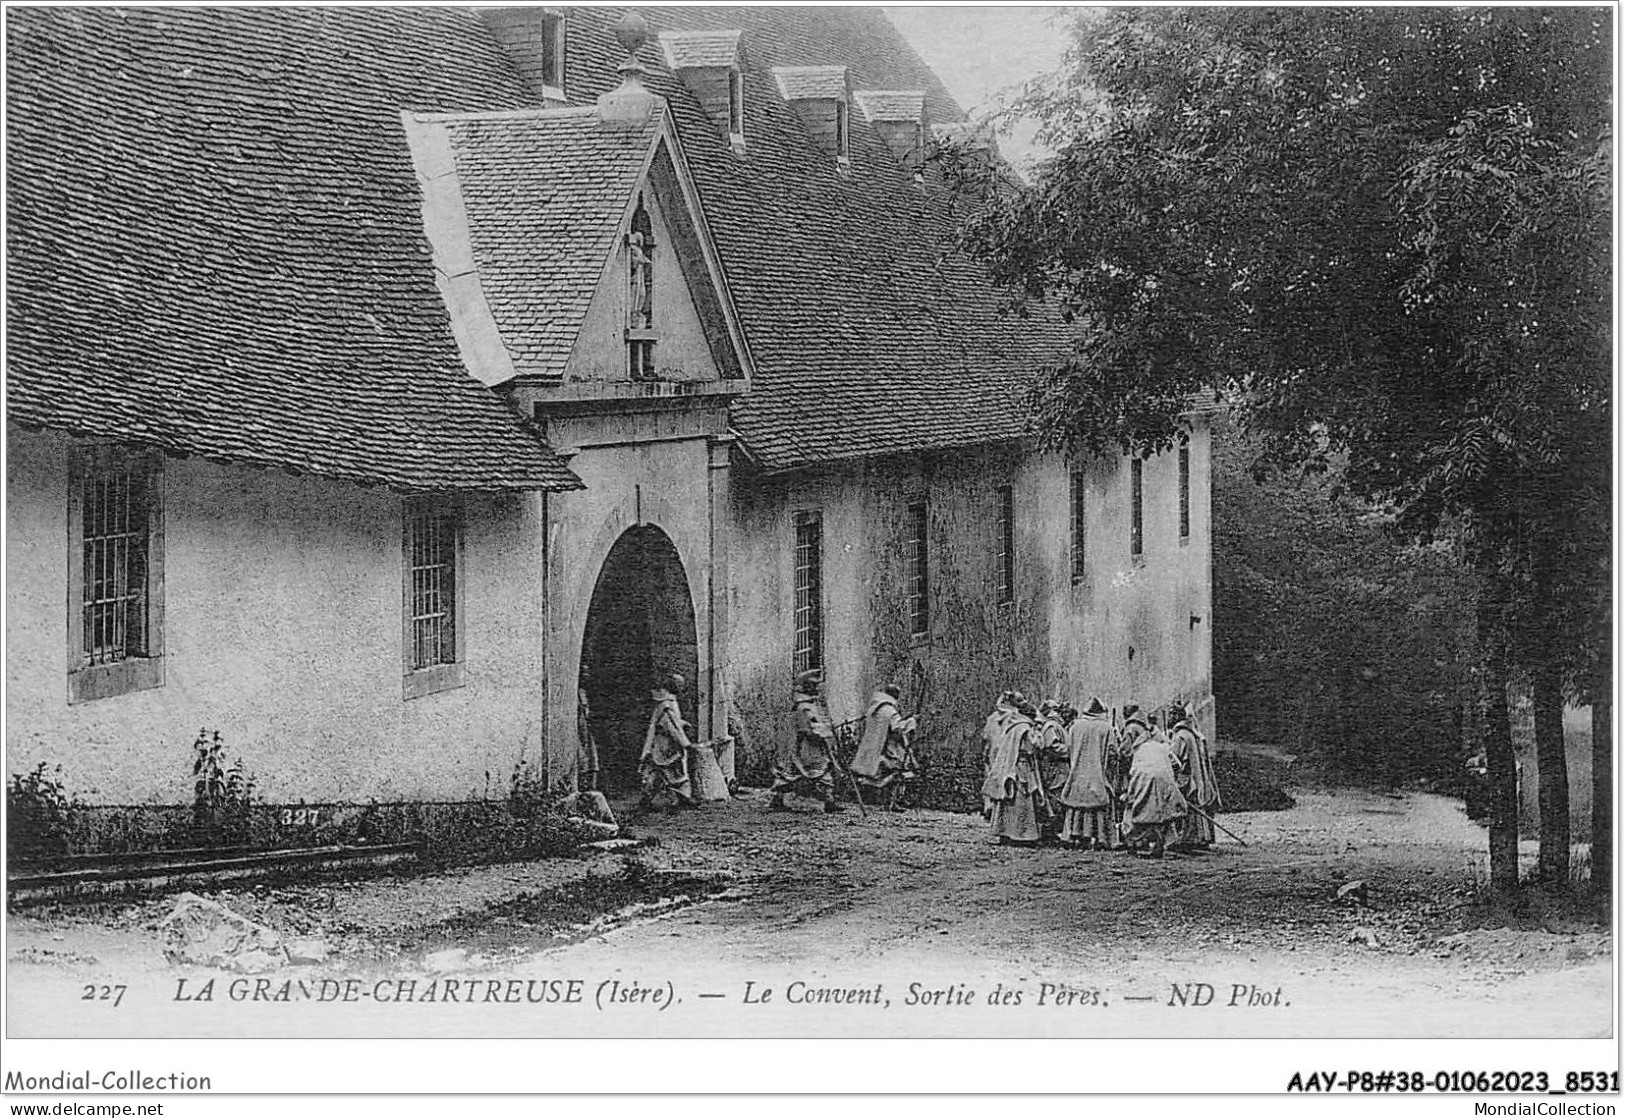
(1184, 802, 1248, 847)
(840, 756, 868, 820)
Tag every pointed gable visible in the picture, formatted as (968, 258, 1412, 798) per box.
(406, 100, 750, 392)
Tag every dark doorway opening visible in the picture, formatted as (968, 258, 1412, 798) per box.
(579, 525, 699, 791)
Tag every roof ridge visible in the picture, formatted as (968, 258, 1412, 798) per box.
(409, 104, 602, 125)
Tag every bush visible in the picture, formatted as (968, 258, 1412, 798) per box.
(7, 762, 80, 860)
(191, 729, 255, 847)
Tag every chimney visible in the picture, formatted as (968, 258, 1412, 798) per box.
(854, 90, 927, 175)
(597, 13, 661, 127)
(480, 7, 570, 105)
(659, 30, 745, 147)
(772, 65, 851, 166)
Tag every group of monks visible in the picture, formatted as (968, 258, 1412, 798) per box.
(629, 669, 918, 815)
(619, 668, 1221, 855)
(981, 691, 1223, 857)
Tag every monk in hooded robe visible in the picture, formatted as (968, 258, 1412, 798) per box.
(638, 672, 696, 810)
(980, 691, 1021, 817)
(982, 698, 1044, 845)
(1036, 699, 1072, 837)
(1058, 697, 1117, 848)
(851, 684, 918, 808)
(1109, 705, 1151, 848)
(1169, 705, 1222, 849)
(1121, 722, 1187, 858)
(576, 683, 602, 793)
(771, 670, 844, 813)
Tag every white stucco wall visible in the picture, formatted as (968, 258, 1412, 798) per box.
(726, 425, 1216, 779)
(5, 427, 549, 806)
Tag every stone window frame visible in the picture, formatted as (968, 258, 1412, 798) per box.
(1069, 467, 1087, 584)
(792, 510, 824, 675)
(905, 497, 930, 641)
(402, 496, 466, 700)
(66, 442, 166, 704)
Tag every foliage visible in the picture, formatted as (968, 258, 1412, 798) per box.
(507, 756, 558, 819)
(1212, 420, 1478, 783)
(191, 728, 255, 847)
(7, 762, 81, 860)
(963, 6, 1610, 888)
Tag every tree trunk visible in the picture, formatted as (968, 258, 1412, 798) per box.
(1531, 654, 1571, 885)
(1591, 685, 1611, 907)
(1483, 647, 1521, 896)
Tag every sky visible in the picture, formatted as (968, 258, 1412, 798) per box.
(881, 4, 1078, 169)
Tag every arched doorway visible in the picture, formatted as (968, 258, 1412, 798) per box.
(579, 525, 699, 791)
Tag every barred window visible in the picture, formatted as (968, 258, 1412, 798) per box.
(1131, 457, 1144, 561)
(68, 445, 164, 703)
(906, 500, 929, 637)
(793, 513, 823, 674)
(995, 485, 1014, 604)
(81, 458, 152, 664)
(1070, 468, 1087, 581)
(1178, 439, 1191, 541)
(403, 501, 463, 698)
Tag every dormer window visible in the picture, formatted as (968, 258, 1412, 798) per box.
(855, 90, 927, 175)
(728, 68, 745, 142)
(772, 65, 851, 167)
(660, 29, 746, 149)
(627, 195, 657, 380)
(539, 10, 566, 98)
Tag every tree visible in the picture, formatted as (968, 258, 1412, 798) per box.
(962, 7, 1611, 894)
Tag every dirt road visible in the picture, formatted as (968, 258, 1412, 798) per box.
(5, 785, 1612, 1039)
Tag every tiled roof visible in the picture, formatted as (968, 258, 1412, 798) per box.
(557, 6, 1079, 472)
(440, 107, 662, 381)
(5, 6, 582, 492)
(771, 65, 851, 102)
(854, 90, 928, 123)
(659, 29, 741, 71)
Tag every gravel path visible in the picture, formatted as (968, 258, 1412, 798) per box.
(6, 785, 1610, 1038)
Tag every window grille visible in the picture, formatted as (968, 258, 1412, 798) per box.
(995, 485, 1014, 603)
(408, 505, 458, 671)
(80, 455, 152, 665)
(1178, 439, 1191, 541)
(1070, 469, 1087, 581)
(906, 500, 929, 636)
(793, 513, 823, 673)
(1131, 457, 1144, 560)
